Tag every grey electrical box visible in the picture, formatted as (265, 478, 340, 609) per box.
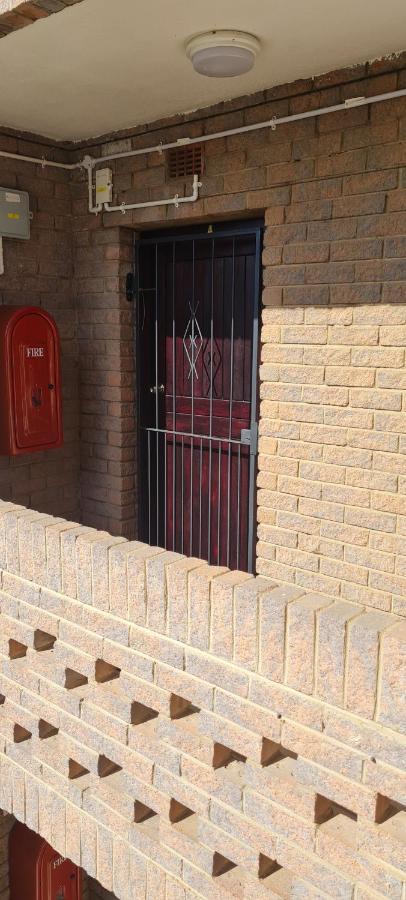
(0, 187, 30, 240)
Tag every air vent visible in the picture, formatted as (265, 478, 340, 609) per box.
(167, 144, 203, 179)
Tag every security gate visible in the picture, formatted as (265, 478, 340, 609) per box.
(137, 222, 261, 573)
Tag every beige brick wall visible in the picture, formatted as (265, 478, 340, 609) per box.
(0, 501, 404, 899)
(258, 303, 406, 614)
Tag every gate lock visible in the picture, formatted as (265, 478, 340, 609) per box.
(240, 424, 258, 455)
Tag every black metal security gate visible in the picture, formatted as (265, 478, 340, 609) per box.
(136, 221, 262, 573)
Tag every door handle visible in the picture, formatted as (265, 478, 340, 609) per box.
(150, 384, 165, 394)
(31, 387, 42, 407)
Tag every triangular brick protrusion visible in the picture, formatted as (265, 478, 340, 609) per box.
(95, 659, 121, 683)
(213, 742, 246, 770)
(9, 639, 27, 659)
(212, 853, 237, 878)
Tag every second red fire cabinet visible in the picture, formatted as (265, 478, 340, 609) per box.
(9, 820, 82, 899)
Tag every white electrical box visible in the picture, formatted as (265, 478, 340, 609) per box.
(0, 187, 30, 239)
(95, 168, 113, 205)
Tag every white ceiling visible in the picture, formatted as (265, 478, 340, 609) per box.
(0, 0, 405, 141)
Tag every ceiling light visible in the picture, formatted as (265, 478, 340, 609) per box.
(186, 31, 261, 78)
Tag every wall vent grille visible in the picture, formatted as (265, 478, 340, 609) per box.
(167, 144, 203, 179)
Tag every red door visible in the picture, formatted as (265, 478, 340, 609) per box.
(138, 224, 261, 573)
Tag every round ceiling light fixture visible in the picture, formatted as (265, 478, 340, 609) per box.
(186, 30, 261, 78)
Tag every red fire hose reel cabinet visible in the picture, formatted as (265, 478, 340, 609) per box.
(0, 305, 63, 455)
(9, 821, 82, 899)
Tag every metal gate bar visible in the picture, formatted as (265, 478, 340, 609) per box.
(137, 223, 262, 574)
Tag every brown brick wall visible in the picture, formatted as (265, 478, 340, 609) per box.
(0, 0, 85, 39)
(71, 57, 406, 234)
(72, 210, 136, 538)
(0, 135, 80, 520)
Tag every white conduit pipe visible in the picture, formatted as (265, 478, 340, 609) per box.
(0, 87, 405, 216)
(88, 88, 406, 166)
(103, 172, 201, 215)
(0, 149, 79, 170)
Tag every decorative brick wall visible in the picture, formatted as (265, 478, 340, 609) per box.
(0, 500, 404, 899)
(0, 135, 80, 520)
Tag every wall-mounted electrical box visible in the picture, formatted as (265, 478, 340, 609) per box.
(0, 186, 30, 239)
(95, 167, 113, 205)
(0, 305, 63, 456)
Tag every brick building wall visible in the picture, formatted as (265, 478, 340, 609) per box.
(0, 135, 80, 520)
(0, 52, 405, 597)
(71, 216, 136, 538)
(0, 501, 404, 898)
(69, 54, 406, 604)
(258, 301, 406, 615)
(0, 0, 85, 39)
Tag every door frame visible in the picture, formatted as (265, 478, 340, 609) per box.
(135, 218, 263, 573)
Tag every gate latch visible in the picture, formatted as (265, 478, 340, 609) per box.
(240, 424, 258, 455)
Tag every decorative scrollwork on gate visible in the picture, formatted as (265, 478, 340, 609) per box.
(203, 339, 222, 397)
(183, 301, 203, 380)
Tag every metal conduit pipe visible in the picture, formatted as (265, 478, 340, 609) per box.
(0, 87, 405, 216)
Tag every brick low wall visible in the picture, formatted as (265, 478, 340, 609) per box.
(0, 500, 404, 899)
